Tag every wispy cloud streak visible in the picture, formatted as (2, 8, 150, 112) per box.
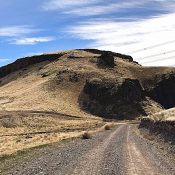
(0, 58, 10, 62)
(64, 1, 147, 16)
(42, 0, 175, 16)
(67, 13, 175, 66)
(0, 26, 37, 37)
(11, 37, 55, 45)
(42, 0, 99, 10)
(42, 0, 150, 16)
(0, 26, 55, 45)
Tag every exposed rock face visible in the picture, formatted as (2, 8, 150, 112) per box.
(97, 52, 115, 68)
(0, 53, 63, 78)
(78, 49, 134, 62)
(145, 74, 175, 109)
(79, 78, 145, 119)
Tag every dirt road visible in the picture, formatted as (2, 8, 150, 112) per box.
(1, 124, 175, 175)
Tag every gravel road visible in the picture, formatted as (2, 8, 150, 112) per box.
(1, 124, 175, 175)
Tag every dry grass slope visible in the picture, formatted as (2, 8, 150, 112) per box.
(0, 49, 175, 156)
(0, 111, 105, 155)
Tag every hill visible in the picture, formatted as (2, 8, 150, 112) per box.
(0, 49, 175, 155)
(0, 49, 175, 118)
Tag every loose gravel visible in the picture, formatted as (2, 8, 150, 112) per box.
(1, 124, 174, 175)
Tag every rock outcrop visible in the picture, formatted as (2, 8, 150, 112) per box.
(79, 78, 145, 119)
(78, 49, 134, 62)
(0, 53, 63, 78)
(97, 51, 115, 68)
(145, 74, 175, 109)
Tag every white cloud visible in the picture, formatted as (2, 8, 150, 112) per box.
(42, 0, 99, 10)
(0, 58, 10, 63)
(68, 13, 175, 66)
(0, 26, 37, 37)
(64, 1, 147, 16)
(42, 0, 149, 16)
(11, 37, 55, 45)
(42, 0, 175, 16)
(0, 26, 55, 45)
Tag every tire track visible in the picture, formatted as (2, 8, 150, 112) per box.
(126, 126, 158, 175)
(126, 125, 175, 175)
(1, 124, 175, 175)
(71, 125, 124, 175)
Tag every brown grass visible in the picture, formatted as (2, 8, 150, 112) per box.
(0, 112, 104, 156)
(0, 49, 174, 157)
(148, 108, 175, 121)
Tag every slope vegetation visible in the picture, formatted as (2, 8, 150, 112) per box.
(1, 49, 175, 118)
(0, 49, 175, 155)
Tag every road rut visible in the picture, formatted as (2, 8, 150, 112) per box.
(1, 124, 175, 175)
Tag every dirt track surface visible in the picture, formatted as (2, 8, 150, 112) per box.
(1, 124, 175, 175)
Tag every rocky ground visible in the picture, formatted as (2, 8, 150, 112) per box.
(139, 109, 175, 155)
(1, 124, 174, 175)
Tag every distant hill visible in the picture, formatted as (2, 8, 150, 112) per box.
(0, 49, 175, 119)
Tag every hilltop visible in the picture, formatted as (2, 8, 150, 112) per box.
(0, 49, 175, 119)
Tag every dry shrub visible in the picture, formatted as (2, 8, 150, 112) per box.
(82, 131, 91, 139)
(104, 124, 111, 130)
(104, 122, 115, 130)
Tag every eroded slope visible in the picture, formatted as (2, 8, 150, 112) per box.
(0, 49, 175, 119)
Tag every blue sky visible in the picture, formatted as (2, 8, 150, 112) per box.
(0, 0, 175, 67)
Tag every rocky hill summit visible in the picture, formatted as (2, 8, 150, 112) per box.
(0, 49, 175, 119)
